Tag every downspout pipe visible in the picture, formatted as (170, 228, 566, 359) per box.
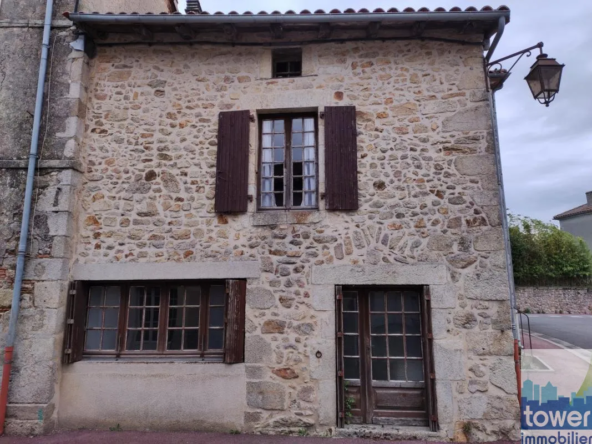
(0, 0, 53, 434)
(486, 16, 505, 62)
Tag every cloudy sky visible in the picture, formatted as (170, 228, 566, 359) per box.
(178, 0, 591, 223)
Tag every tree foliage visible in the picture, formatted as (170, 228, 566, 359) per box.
(509, 214, 592, 282)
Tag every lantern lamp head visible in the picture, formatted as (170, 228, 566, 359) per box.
(524, 54, 565, 107)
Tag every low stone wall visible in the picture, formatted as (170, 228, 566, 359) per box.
(516, 287, 592, 314)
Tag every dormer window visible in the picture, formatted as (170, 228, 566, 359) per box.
(272, 48, 302, 78)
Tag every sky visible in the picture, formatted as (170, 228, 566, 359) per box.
(177, 0, 592, 223)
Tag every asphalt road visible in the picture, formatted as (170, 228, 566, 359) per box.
(524, 314, 592, 349)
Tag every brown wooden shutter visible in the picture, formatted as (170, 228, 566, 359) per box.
(215, 110, 250, 213)
(62, 281, 88, 364)
(324, 106, 359, 211)
(422, 285, 439, 432)
(335, 285, 345, 428)
(224, 279, 246, 364)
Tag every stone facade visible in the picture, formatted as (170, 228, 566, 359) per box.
(517, 286, 592, 314)
(0, 4, 519, 439)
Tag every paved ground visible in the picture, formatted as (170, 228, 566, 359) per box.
(522, 314, 592, 349)
(0, 431, 517, 443)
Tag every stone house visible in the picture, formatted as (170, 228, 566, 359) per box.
(554, 191, 592, 251)
(0, 0, 520, 440)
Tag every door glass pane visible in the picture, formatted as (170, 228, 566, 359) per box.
(169, 287, 182, 306)
(273, 134, 284, 147)
(293, 147, 303, 161)
(167, 329, 182, 350)
(304, 147, 315, 161)
(186, 287, 201, 305)
(387, 292, 402, 311)
(304, 162, 315, 175)
(344, 335, 359, 356)
(405, 314, 421, 334)
(304, 118, 314, 131)
(388, 314, 403, 334)
(128, 309, 143, 328)
(262, 120, 272, 133)
(262, 163, 273, 177)
(262, 134, 272, 148)
(185, 329, 199, 350)
(388, 336, 404, 357)
(273, 120, 284, 132)
(390, 359, 406, 381)
(262, 149, 272, 162)
(406, 336, 423, 358)
(343, 313, 359, 333)
(343, 293, 358, 311)
(407, 360, 424, 381)
(292, 118, 303, 132)
(105, 287, 120, 306)
(371, 314, 385, 334)
(129, 287, 144, 306)
(143, 330, 158, 350)
(344, 357, 360, 379)
(370, 292, 384, 311)
(371, 336, 387, 357)
(144, 307, 159, 328)
(304, 192, 316, 207)
(168, 307, 182, 327)
(292, 133, 303, 146)
(89, 286, 103, 306)
(185, 308, 200, 327)
(372, 359, 388, 381)
(146, 288, 160, 306)
(126, 330, 142, 350)
(404, 291, 420, 312)
(274, 148, 284, 162)
(209, 285, 225, 306)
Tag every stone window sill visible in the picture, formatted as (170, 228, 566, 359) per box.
(252, 210, 325, 226)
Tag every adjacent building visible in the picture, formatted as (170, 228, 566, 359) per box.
(0, 0, 520, 440)
(554, 191, 592, 251)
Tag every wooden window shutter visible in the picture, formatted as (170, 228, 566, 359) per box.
(324, 106, 359, 211)
(335, 285, 345, 428)
(224, 280, 246, 364)
(422, 285, 439, 432)
(62, 281, 88, 364)
(215, 110, 250, 213)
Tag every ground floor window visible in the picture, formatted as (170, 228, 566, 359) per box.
(63, 280, 246, 363)
(336, 286, 438, 431)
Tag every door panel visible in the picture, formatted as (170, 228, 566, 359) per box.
(338, 287, 433, 427)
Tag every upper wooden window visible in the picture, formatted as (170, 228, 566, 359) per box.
(258, 114, 318, 210)
(63, 280, 246, 363)
(272, 48, 302, 78)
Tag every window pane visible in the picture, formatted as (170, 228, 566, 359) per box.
(274, 149, 284, 162)
(208, 329, 224, 349)
(262, 134, 272, 148)
(89, 287, 103, 306)
(292, 118, 303, 132)
(262, 149, 272, 162)
(370, 292, 385, 311)
(293, 162, 303, 175)
(105, 287, 120, 306)
(343, 293, 358, 311)
(274, 178, 284, 192)
(304, 193, 316, 207)
(388, 314, 403, 334)
(128, 308, 143, 328)
(167, 329, 182, 350)
(390, 359, 406, 381)
(371, 314, 385, 334)
(102, 330, 117, 350)
(343, 313, 358, 333)
(372, 336, 387, 357)
(262, 194, 273, 207)
(273, 134, 284, 147)
(304, 147, 315, 161)
(85, 330, 101, 350)
(344, 357, 360, 379)
(130, 287, 144, 306)
(87, 308, 102, 328)
(304, 132, 315, 146)
(144, 307, 159, 328)
(406, 336, 423, 358)
(293, 193, 303, 207)
(126, 330, 142, 350)
(186, 287, 201, 305)
(104, 308, 119, 328)
(292, 133, 303, 146)
(146, 288, 160, 306)
(389, 336, 404, 357)
(387, 292, 402, 311)
(304, 162, 315, 175)
(170, 287, 183, 306)
(304, 118, 314, 131)
(404, 292, 420, 312)
(185, 329, 199, 350)
(185, 308, 200, 327)
(168, 307, 183, 327)
(209, 307, 224, 327)
(405, 314, 421, 334)
(304, 177, 315, 191)
(372, 359, 388, 381)
(143, 330, 158, 350)
(262, 121, 272, 133)
(273, 163, 283, 176)
(292, 148, 303, 161)
(273, 120, 284, 132)
(274, 193, 284, 207)
(262, 179, 272, 192)
(293, 177, 303, 191)
(407, 360, 424, 381)
(210, 285, 225, 306)
(344, 335, 359, 356)
(262, 163, 273, 177)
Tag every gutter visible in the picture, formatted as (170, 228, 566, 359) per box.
(65, 10, 510, 26)
(0, 0, 54, 434)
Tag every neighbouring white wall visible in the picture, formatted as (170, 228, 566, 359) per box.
(59, 362, 247, 431)
(79, 0, 168, 13)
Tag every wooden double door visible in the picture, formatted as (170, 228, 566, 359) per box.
(336, 286, 438, 430)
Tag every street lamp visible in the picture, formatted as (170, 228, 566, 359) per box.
(487, 42, 565, 107)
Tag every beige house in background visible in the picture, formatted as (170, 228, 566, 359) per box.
(0, 0, 520, 440)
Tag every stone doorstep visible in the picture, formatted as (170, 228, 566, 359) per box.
(6, 403, 55, 421)
(336, 424, 446, 441)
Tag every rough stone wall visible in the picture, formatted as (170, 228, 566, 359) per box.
(0, 0, 89, 434)
(517, 287, 592, 314)
(68, 40, 519, 440)
(79, 0, 169, 13)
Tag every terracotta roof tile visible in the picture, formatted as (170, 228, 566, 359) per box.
(554, 204, 592, 220)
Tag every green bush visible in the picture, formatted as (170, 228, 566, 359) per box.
(509, 214, 592, 282)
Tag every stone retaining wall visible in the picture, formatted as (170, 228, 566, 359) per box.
(516, 287, 592, 314)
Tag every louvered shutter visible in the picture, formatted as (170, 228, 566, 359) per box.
(215, 110, 250, 213)
(62, 281, 88, 364)
(224, 280, 246, 364)
(335, 285, 345, 428)
(324, 106, 359, 211)
(422, 285, 439, 432)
